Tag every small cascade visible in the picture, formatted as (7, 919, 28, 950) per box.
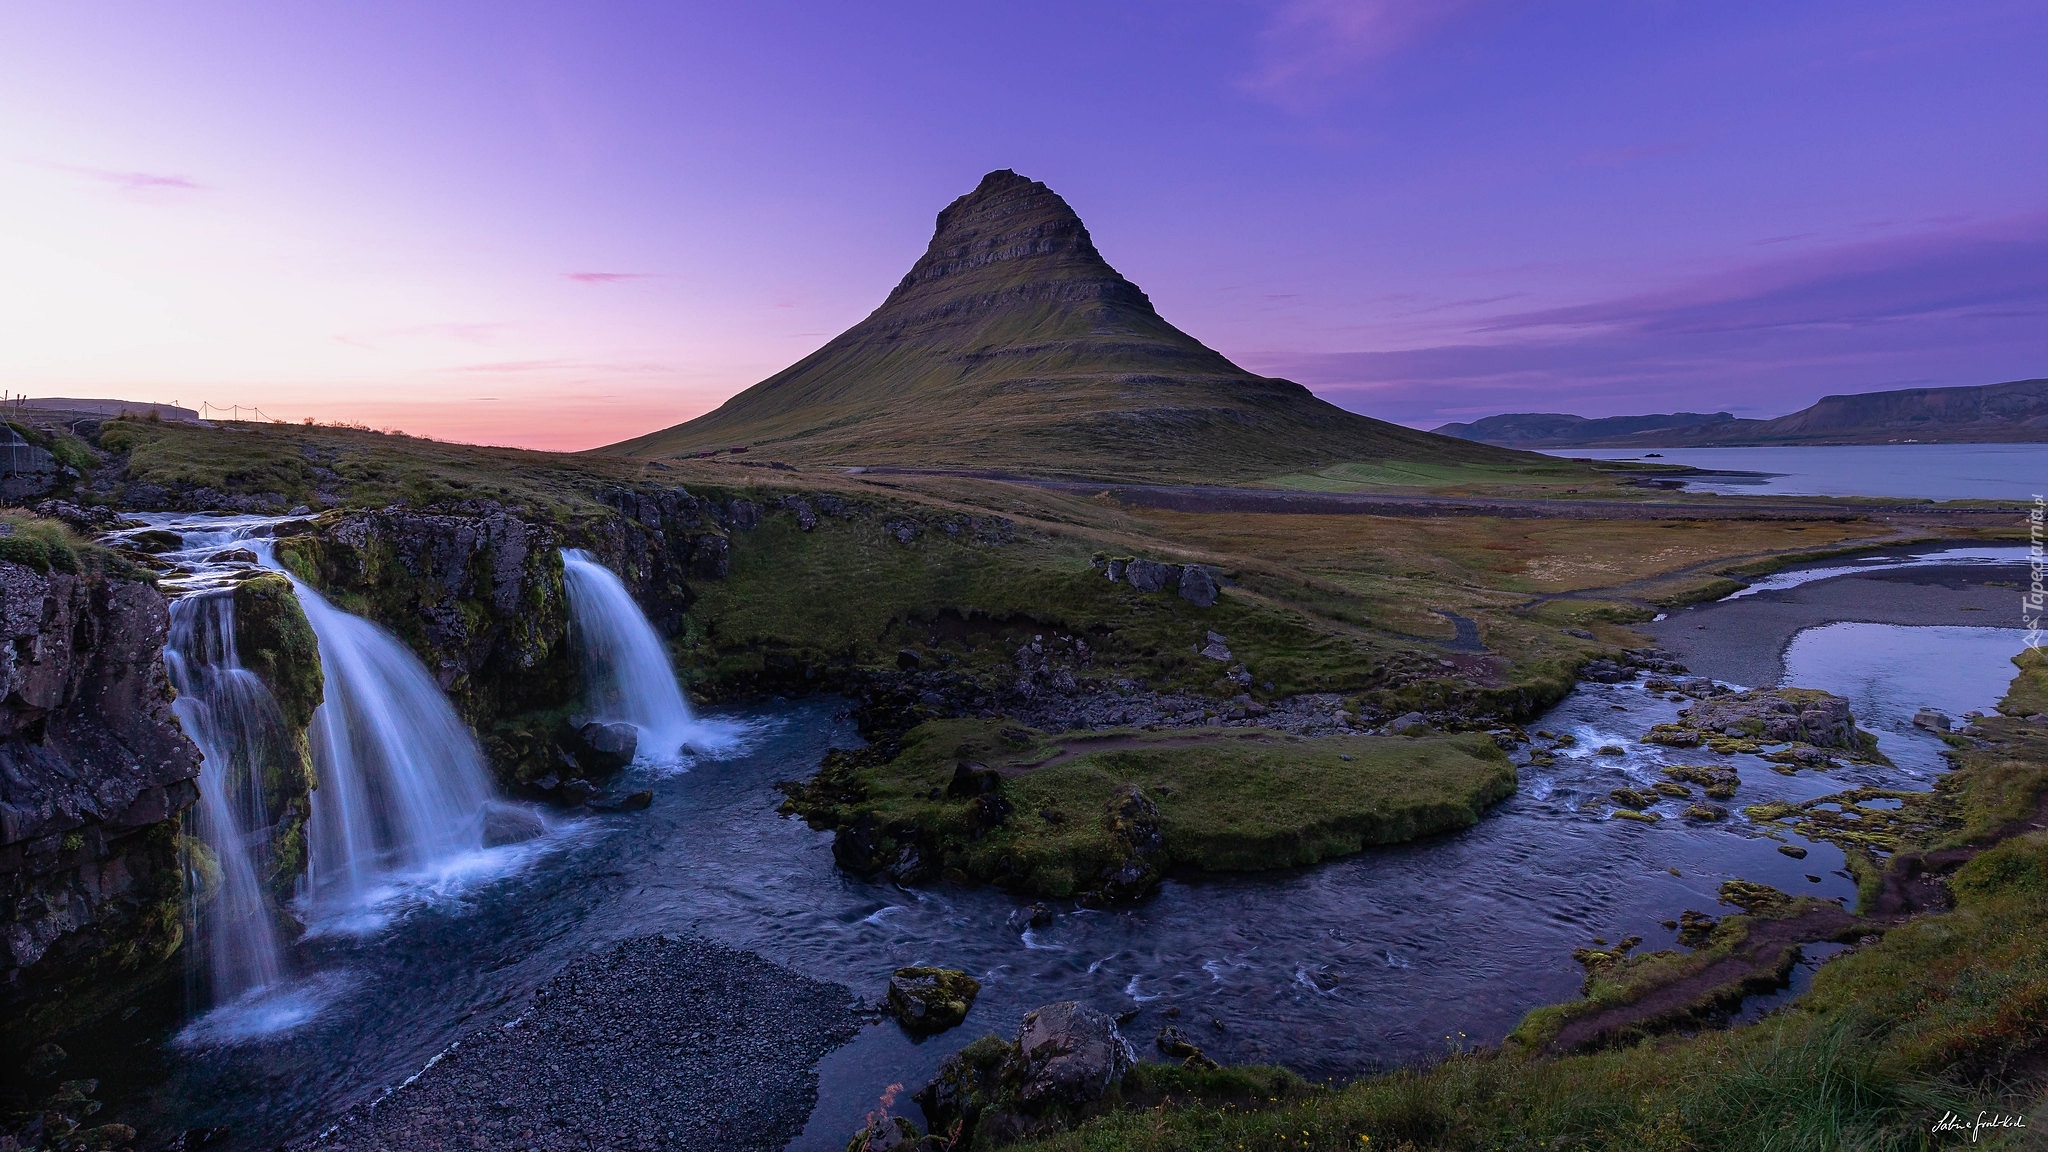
(274, 568, 500, 908)
(560, 549, 697, 760)
(164, 594, 292, 1004)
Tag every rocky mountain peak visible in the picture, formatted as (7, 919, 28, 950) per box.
(881, 169, 1148, 313)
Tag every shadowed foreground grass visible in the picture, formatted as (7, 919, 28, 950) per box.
(1000, 659, 2048, 1151)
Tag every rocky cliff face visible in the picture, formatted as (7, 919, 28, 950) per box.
(270, 490, 738, 792)
(0, 559, 201, 1032)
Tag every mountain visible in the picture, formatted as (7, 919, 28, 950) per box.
(605, 170, 1520, 480)
(1433, 411, 1739, 448)
(1434, 378, 2048, 448)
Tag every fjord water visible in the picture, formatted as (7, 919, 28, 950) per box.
(108, 553, 2026, 1149)
(162, 594, 291, 1006)
(560, 548, 700, 761)
(1551, 442, 2048, 501)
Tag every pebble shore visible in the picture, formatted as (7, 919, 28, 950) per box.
(298, 934, 861, 1152)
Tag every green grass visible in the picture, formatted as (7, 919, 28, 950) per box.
(599, 173, 1526, 483)
(787, 718, 1514, 898)
(0, 513, 146, 581)
(1258, 458, 1609, 496)
(983, 644, 2048, 1152)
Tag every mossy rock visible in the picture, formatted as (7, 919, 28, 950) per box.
(886, 966, 983, 1035)
(231, 572, 323, 901)
(1610, 787, 1659, 811)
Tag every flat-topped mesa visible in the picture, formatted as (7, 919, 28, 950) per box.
(606, 170, 1521, 481)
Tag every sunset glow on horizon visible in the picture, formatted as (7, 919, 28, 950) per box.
(4, 2, 2043, 451)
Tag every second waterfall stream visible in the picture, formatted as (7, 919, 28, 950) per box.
(559, 548, 715, 765)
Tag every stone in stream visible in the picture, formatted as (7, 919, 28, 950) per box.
(575, 720, 639, 772)
(1912, 708, 1953, 732)
(885, 966, 983, 1035)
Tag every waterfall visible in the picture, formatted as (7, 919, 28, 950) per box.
(560, 549, 697, 761)
(276, 570, 499, 908)
(164, 593, 291, 1004)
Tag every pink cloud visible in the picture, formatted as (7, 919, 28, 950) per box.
(60, 166, 203, 194)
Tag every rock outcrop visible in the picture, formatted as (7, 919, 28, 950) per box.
(1645, 687, 1885, 763)
(0, 557, 201, 1032)
(905, 1000, 1138, 1149)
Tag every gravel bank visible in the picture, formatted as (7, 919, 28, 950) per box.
(1649, 563, 2024, 687)
(298, 935, 861, 1152)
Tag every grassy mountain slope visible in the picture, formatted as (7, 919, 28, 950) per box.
(604, 170, 1523, 481)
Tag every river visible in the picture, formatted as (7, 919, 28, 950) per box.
(69, 532, 2032, 1150)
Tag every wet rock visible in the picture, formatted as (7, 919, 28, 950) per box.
(1683, 802, 1728, 822)
(481, 802, 550, 845)
(575, 720, 639, 772)
(1777, 844, 1809, 859)
(590, 789, 653, 813)
(1009, 1001, 1137, 1113)
(0, 557, 201, 1017)
(1154, 1024, 1219, 1070)
(1610, 787, 1659, 810)
(1912, 708, 1952, 733)
(1176, 565, 1218, 608)
(886, 966, 983, 1035)
(1652, 781, 1691, 798)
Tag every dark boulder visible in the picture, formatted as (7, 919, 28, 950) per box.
(575, 721, 639, 772)
(1123, 559, 1173, 594)
(1176, 565, 1218, 608)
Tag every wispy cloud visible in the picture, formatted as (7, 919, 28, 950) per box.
(1239, 0, 1473, 110)
(1265, 214, 2048, 425)
(565, 271, 659, 284)
(57, 165, 203, 196)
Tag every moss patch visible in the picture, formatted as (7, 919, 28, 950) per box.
(785, 719, 1515, 899)
(230, 572, 323, 900)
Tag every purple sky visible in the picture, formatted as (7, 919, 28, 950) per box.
(4, 1, 2044, 448)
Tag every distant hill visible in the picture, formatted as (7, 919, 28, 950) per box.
(605, 170, 1520, 481)
(1433, 411, 1740, 448)
(1435, 378, 2048, 448)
